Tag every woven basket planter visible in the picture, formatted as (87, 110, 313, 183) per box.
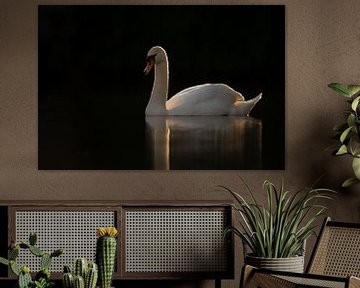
(245, 254, 305, 273)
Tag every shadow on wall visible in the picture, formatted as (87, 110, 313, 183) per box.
(295, 110, 360, 221)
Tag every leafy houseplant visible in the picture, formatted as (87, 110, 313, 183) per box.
(220, 179, 334, 272)
(328, 83, 360, 187)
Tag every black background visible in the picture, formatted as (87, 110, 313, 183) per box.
(38, 5, 285, 169)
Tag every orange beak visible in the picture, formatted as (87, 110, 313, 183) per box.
(144, 58, 155, 75)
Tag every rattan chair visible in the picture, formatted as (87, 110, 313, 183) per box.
(241, 217, 360, 288)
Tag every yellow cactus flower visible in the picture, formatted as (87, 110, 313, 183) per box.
(96, 227, 118, 237)
(107, 227, 118, 237)
(96, 227, 107, 237)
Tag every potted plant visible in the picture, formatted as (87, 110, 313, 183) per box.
(219, 179, 334, 273)
(62, 227, 118, 288)
(328, 83, 360, 187)
(62, 258, 98, 288)
(0, 232, 64, 288)
(96, 227, 118, 288)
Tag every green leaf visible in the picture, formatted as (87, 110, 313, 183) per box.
(351, 96, 360, 111)
(350, 135, 360, 156)
(347, 85, 360, 97)
(347, 114, 356, 128)
(354, 146, 360, 157)
(328, 83, 351, 97)
(336, 144, 348, 155)
(342, 177, 360, 188)
(352, 157, 360, 179)
(340, 126, 353, 143)
(221, 179, 335, 258)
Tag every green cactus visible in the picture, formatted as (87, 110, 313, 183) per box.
(41, 253, 52, 269)
(29, 232, 37, 246)
(87, 262, 97, 271)
(73, 275, 85, 288)
(19, 243, 30, 249)
(74, 258, 87, 279)
(96, 227, 118, 288)
(29, 245, 44, 257)
(63, 265, 72, 273)
(18, 269, 32, 288)
(0, 232, 63, 288)
(63, 259, 98, 288)
(21, 265, 30, 274)
(41, 253, 52, 270)
(9, 246, 19, 260)
(51, 248, 64, 258)
(85, 263, 98, 288)
(10, 260, 20, 276)
(63, 271, 74, 288)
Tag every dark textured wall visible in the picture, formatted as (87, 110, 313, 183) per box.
(1, 1, 360, 287)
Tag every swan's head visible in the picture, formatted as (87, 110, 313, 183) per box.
(144, 46, 167, 75)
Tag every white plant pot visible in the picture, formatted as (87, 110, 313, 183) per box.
(245, 254, 305, 273)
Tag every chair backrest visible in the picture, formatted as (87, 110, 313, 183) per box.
(307, 217, 360, 277)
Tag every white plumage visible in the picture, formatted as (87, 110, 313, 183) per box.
(144, 46, 262, 116)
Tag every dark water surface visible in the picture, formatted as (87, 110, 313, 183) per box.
(39, 107, 263, 170)
(38, 87, 284, 170)
(146, 116, 262, 170)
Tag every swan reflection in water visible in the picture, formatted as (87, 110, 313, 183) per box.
(145, 116, 262, 170)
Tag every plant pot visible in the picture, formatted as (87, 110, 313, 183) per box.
(245, 254, 305, 273)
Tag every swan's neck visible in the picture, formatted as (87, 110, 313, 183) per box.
(146, 59, 169, 115)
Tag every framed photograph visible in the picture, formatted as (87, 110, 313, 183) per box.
(38, 5, 284, 170)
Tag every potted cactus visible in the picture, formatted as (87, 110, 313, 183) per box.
(62, 258, 98, 288)
(0, 232, 64, 288)
(96, 227, 118, 288)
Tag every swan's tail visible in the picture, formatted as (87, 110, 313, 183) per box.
(230, 93, 262, 116)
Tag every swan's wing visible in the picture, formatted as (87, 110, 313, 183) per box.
(166, 83, 244, 115)
(172, 84, 208, 96)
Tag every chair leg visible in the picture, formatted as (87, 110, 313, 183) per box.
(240, 265, 255, 288)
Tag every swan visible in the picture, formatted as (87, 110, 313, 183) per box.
(144, 46, 262, 116)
